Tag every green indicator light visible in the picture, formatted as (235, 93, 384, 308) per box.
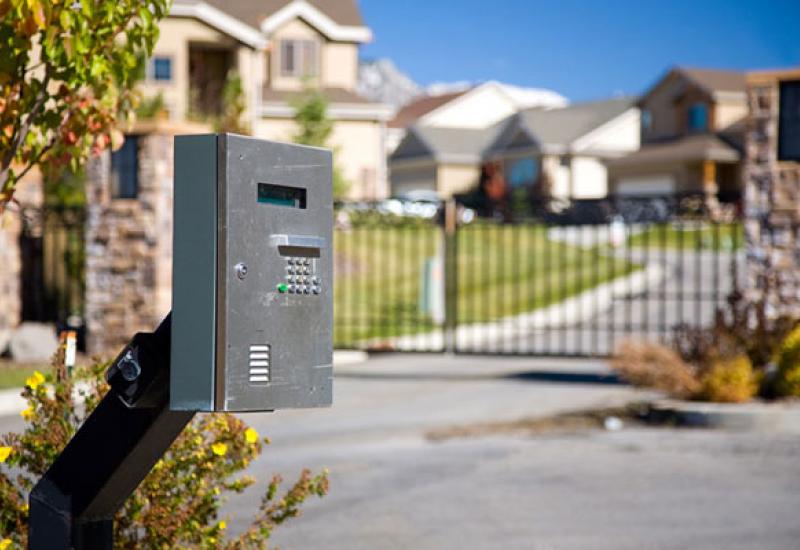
(277, 283, 288, 293)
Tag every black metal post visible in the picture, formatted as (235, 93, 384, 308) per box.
(28, 313, 195, 549)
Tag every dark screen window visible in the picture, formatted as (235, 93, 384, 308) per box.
(688, 103, 709, 132)
(110, 136, 139, 199)
(778, 80, 800, 161)
(152, 57, 172, 81)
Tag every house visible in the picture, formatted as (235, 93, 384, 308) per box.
(386, 81, 567, 154)
(389, 97, 639, 201)
(607, 67, 748, 207)
(485, 97, 639, 200)
(81, 0, 395, 353)
(139, 0, 392, 199)
(390, 123, 506, 198)
(743, 67, 800, 317)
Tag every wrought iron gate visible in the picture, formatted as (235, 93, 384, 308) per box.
(332, 198, 743, 357)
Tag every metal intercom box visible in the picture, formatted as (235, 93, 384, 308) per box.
(170, 134, 333, 412)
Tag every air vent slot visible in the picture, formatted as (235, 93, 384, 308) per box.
(249, 344, 270, 383)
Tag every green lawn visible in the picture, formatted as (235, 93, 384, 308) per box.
(0, 363, 38, 390)
(627, 222, 742, 250)
(334, 223, 637, 346)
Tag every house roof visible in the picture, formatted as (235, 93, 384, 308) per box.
(203, 0, 364, 28)
(607, 133, 741, 166)
(679, 67, 747, 95)
(488, 97, 635, 153)
(392, 123, 505, 164)
(171, 0, 370, 46)
(388, 90, 471, 129)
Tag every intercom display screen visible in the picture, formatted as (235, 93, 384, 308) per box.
(257, 183, 307, 209)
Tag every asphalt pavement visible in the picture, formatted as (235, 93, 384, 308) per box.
(215, 353, 800, 550)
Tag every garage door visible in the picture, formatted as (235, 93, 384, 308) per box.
(390, 165, 437, 196)
(616, 174, 675, 196)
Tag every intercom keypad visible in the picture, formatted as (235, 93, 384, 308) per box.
(282, 256, 322, 295)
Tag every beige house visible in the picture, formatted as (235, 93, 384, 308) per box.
(140, 0, 392, 199)
(607, 67, 748, 206)
(389, 97, 639, 201)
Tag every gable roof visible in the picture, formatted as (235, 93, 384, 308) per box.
(203, 0, 363, 27)
(638, 66, 747, 105)
(388, 90, 471, 129)
(679, 67, 747, 95)
(172, 0, 370, 46)
(392, 123, 505, 164)
(493, 97, 635, 152)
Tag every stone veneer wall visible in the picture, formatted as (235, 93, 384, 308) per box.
(85, 132, 174, 354)
(0, 213, 21, 351)
(744, 71, 800, 318)
(0, 171, 43, 351)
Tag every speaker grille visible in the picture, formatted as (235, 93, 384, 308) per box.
(249, 345, 270, 383)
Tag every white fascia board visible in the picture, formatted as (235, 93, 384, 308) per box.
(571, 108, 640, 153)
(171, 2, 267, 49)
(260, 102, 393, 121)
(260, 0, 373, 43)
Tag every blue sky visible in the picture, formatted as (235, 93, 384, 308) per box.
(359, 0, 800, 101)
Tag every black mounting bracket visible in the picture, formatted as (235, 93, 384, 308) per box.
(28, 313, 195, 549)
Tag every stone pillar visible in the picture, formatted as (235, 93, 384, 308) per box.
(84, 130, 175, 355)
(744, 69, 800, 318)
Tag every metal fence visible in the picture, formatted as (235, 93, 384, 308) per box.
(333, 197, 744, 357)
(19, 206, 86, 329)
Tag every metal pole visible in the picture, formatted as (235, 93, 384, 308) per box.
(28, 313, 195, 549)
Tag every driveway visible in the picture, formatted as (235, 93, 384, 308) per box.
(215, 354, 799, 549)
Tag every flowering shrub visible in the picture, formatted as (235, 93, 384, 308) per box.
(774, 325, 800, 398)
(699, 355, 759, 403)
(0, 347, 328, 548)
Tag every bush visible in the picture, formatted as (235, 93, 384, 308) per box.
(611, 340, 701, 399)
(699, 355, 758, 403)
(774, 325, 800, 397)
(0, 348, 328, 548)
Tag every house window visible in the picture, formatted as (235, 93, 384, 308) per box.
(641, 109, 652, 131)
(110, 136, 139, 199)
(778, 80, 800, 161)
(150, 56, 172, 81)
(688, 103, 708, 132)
(280, 40, 318, 77)
(508, 157, 539, 188)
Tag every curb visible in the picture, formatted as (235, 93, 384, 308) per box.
(649, 399, 800, 433)
(333, 350, 369, 367)
(0, 354, 370, 418)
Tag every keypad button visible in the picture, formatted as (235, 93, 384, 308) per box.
(288, 285, 296, 294)
(312, 287, 320, 295)
(303, 287, 310, 294)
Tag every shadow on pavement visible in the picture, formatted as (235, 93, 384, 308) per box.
(336, 370, 624, 386)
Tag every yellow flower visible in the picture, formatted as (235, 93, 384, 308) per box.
(0, 447, 12, 463)
(218, 520, 227, 530)
(211, 442, 227, 456)
(244, 427, 258, 444)
(20, 406, 34, 421)
(0, 538, 11, 550)
(26, 371, 45, 390)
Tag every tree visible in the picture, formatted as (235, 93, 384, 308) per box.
(291, 86, 351, 200)
(214, 70, 250, 135)
(0, 0, 169, 209)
